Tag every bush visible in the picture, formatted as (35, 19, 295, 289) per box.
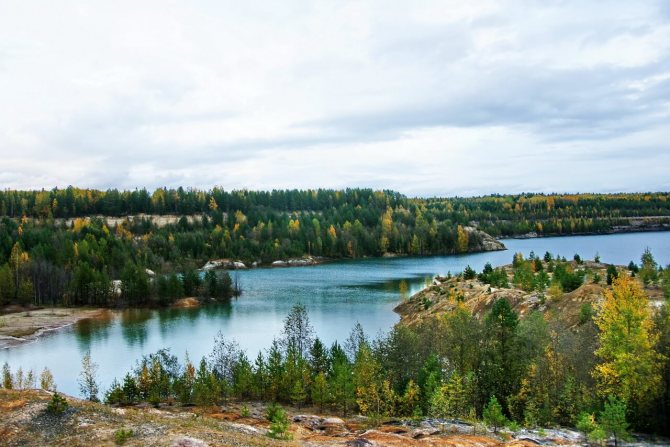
(46, 392, 69, 416)
(579, 303, 594, 325)
(104, 379, 125, 405)
(114, 428, 134, 445)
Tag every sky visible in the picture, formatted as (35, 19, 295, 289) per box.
(1, 1, 669, 197)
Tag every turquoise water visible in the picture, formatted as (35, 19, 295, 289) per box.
(2, 231, 669, 396)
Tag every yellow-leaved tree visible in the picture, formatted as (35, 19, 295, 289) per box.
(456, 225, 469, 253)
(593, 275, 663, 406)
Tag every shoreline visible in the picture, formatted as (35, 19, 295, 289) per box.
(0, 308, 111, 350)
(500, 226, 670, 240)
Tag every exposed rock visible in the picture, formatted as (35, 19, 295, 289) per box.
(463, 226, 506, 252)
(319, 417, 348, 436)
(411, 427, 440, 439)
(293, 414, 323, 430)
(272, 256, 324, 267)
(170, 436, 209, 447)
(346, 438, 378, 446)
(201, 259, 247, 271)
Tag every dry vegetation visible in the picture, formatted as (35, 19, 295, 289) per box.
(0, 389, 554, 447)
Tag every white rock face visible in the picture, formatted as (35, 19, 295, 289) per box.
(201, 259, 246, 270)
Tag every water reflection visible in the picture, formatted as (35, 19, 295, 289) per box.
(120, 309, 152, 347)
(73, 310, 114, 351)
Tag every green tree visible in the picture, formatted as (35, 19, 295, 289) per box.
(600, 396, 629, 447)
(330, 343, 355, 416)
(311, 371, 329, 412)
(2, 362, 13, 389)
(480, 299, 520, 410)
(483, 395, 508, 433)
(290, 379, 307, 409)
(639, 248, 658, 285)
(606, 265, 618, 285)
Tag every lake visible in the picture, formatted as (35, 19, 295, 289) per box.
(2, 231, 669, 396)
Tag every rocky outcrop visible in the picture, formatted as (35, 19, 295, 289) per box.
(271, 256, 324, 267)
(201, 259, 247, 270)
(394, 261, 665, 329)
(464, 226, 506, 252)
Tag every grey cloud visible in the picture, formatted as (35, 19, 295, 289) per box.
(1, 0, 669, 195)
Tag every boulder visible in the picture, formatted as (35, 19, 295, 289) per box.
(411, 427, 440, 439)
(319, 417, 348, 436)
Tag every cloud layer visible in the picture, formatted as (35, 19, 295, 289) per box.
(1, 0, 669, 196)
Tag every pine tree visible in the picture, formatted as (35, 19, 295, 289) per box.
(483, 395, 508, 433)
(2, 362, 13, 389)
(311, 371, 329, 412)
(290, 380, 307, 409)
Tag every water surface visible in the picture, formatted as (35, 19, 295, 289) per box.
(2, 231, 668, 396)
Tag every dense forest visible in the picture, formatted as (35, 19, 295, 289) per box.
(1, 188, 669, 308)
(3, 252, 668, 440)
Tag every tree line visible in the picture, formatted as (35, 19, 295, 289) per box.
(1, 188, 669, 308)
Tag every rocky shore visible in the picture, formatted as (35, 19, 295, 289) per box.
(201, 256, 328, 271)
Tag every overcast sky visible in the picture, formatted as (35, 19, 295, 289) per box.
(1, 1, 669, 197)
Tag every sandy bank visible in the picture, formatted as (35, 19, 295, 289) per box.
(0, 307, 110, 349)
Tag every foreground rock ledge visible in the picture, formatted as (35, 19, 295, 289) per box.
(0, 389, 604, 447)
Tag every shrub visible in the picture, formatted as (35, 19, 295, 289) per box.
(46, 392, 69, 416)
(266, 403, 292, 440)
(114, 428, 134, 445)
(579, 303, 594, 325)
(463, 265, 476, 280)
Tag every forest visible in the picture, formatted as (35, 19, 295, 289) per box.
(1, 188, 669, 308)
